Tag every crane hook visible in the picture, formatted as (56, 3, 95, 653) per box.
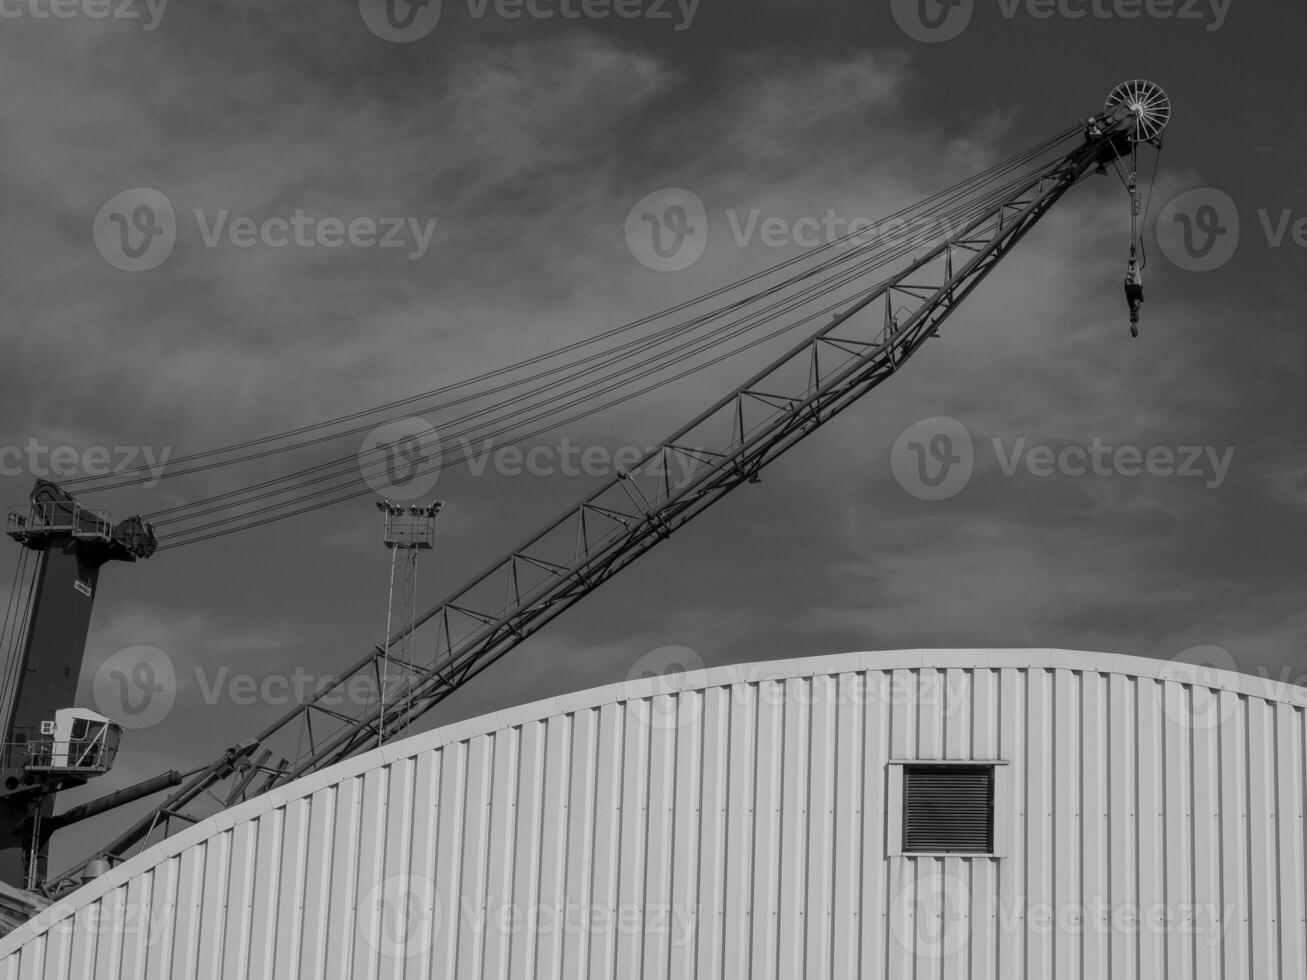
(1124, 247, 1144, 338)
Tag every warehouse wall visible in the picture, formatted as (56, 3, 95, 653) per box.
(1, 649, 1305, 979)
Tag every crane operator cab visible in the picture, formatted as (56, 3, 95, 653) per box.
(20, 708, 121, 777)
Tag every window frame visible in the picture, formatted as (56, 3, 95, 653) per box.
(886, 759, 1010, 858)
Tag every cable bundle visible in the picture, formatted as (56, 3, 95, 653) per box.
(58, 125, 1083, 551)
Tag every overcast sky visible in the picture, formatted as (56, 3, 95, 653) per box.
(1, 0, 1304, 871)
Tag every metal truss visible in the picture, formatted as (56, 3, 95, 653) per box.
(49, 121, 1135, 894)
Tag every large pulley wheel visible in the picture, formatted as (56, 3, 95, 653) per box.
(1104, 80, 1171, 143)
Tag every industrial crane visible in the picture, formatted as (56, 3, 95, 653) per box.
(0, 81, 1170, 898)
(0, 482, 158, 890)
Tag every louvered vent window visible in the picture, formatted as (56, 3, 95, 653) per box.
(902, 764, 994, 854)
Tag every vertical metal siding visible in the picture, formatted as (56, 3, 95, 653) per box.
(2, 650, 1305, 979)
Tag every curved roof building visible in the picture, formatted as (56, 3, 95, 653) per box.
(2, 649, 1305, 979)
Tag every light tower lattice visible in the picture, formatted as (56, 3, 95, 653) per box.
(376, 500, 442, 748)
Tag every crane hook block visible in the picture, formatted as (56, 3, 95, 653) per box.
(1124, 257, 1144, 338)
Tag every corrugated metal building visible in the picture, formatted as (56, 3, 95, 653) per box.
(2, 648, 1305, 979)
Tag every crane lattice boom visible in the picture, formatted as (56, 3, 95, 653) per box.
(50, 86, 1164, 893)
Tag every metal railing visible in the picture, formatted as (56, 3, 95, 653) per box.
(0, 737, 116, 774)
(6, 501, 113, 544)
